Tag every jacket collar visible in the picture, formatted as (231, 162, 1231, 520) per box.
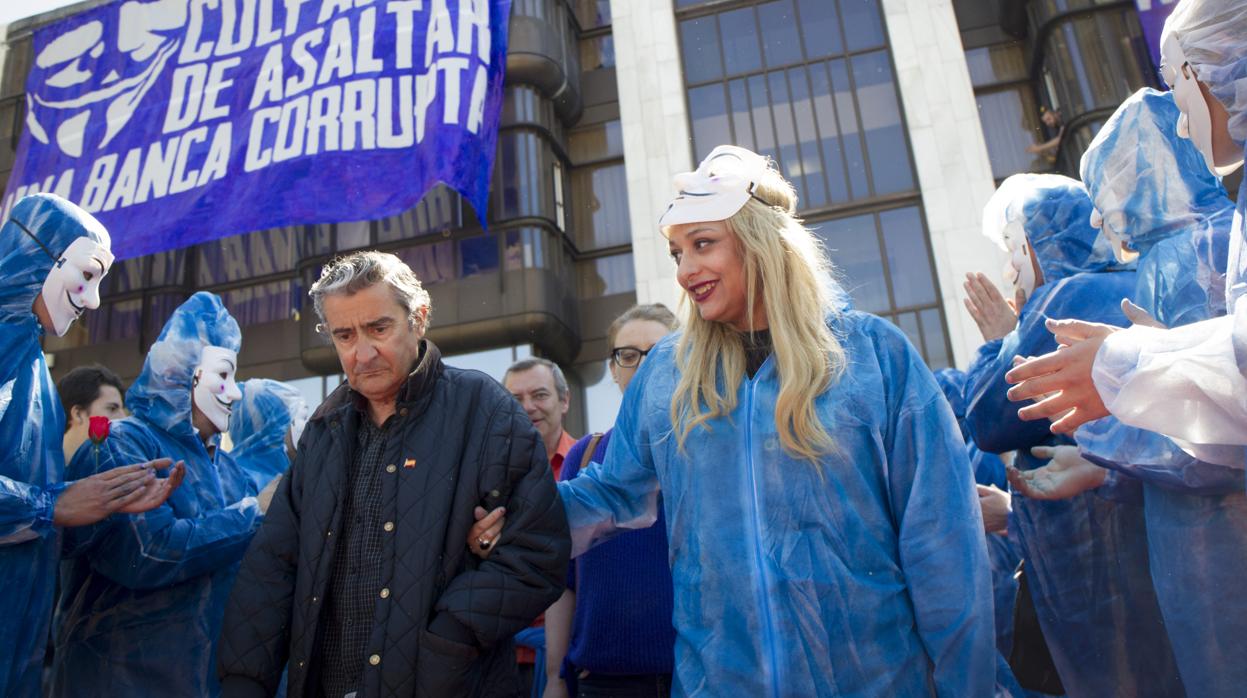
(312, 339, 444, 422)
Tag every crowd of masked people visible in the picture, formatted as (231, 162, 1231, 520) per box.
(1, 1, 1245, 696)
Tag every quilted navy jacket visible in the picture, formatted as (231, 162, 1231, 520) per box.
(217, 341, 570, 697)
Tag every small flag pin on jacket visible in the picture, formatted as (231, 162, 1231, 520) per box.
(403, 458, 417, 468)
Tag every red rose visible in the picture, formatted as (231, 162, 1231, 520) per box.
(88, 416, 110, 444)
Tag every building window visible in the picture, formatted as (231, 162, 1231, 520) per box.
(813, 205, 950, 368)
(570, 162, 630, 251)
(491, 129, 563, 225)
(572, 0, 611, 29)
(553, 160, 567, 231)
(967, 43, 1053, 181)
(577, 252, 635, 298)
(678, 0, 915, 211)
(395, 239, 457, 286)
(569, 119, 630, 253)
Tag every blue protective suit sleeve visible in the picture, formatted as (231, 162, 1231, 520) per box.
(965, 335, 1056, 455)
(887, 388, 994, 698)
(0, 475, 63, 545)
(558, 359, 662, 558)
(66, 428, 262, 590)
(1077, 417, 1245, 493)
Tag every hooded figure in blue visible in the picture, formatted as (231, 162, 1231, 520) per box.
(1070, 87, 1247, 697)
(51, 292, 262, 698)
(1079, 89, 1233, 327)
(228, 379, 309, 492)
(559, 146, 994, 697)
(1075, 89, 1239, 489)
(0, 194, 121, 697)
(964, 174, 1185, 697)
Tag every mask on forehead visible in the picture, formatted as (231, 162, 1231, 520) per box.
(192, 345, 242, 433)
(39, 236, 114, 336)
(659, 145, 772, 228)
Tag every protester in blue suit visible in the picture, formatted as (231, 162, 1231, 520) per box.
(934, 369, 1018, 652)
(964, 174, 1184, 697)
(1072, 90, 1238, 486)
(0, 194, 181, 698)
(1002, 0, 1247, 464)
(935, 369, 1008, 490)
(558, 146, 993, 697)
(228, 378, 309, 492)
(51, 292, 264, 697)
(1013, 88, 1247, 697)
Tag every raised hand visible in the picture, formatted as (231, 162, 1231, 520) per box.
(1007, 445, 1107, 500)
(963, 272, 1018, 342)
(53, 460, 168, 527)
(467, 505, 506, 559)
(1005, 318, 1119, 433)
(118, 460, 185, 514)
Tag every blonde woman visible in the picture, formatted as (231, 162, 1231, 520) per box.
(557, 146, 993, 696)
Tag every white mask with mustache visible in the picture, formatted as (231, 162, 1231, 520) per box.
(192, 346, 241, 433)
(40, 236, 114, 336)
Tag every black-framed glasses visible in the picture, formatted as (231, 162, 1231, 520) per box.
(610, 346, 651, 368)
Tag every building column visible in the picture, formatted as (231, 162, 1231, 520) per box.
(611, 0, 690, 314)
(882, 0, 1005, 367)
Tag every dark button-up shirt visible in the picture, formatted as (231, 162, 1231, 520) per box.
(320, 415, 389, 698)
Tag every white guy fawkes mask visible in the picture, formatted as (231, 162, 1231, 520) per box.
(40, 236, 114, 336)
(193, 346, 242, 433)
(1160, 34, 1239, 176)
(999, 219, 1037, 303)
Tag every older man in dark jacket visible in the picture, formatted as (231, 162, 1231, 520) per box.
(218, 251, 570, 698)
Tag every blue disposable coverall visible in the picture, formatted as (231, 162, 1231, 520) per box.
(965, 176, 1185, 697)
(228, 378, 306, 491)
(0, 194, 111, 698)
(51, 292, 261, 697)
(560, 309, 995, 697)
(934, 372, 1015, 636)
(1074, 88, 1247, 697)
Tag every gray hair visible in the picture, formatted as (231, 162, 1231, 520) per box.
(504, 357, 569, 402)
(607, 303, 679, 348)
(309, 251, 432, 329)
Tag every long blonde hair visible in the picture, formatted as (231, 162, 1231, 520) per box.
(668, 165, 846, 461)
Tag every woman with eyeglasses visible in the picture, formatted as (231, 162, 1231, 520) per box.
(525, 304, 679, 698)
(555, 146, 994, 697)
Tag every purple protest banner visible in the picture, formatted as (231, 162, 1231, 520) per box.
(2, 0, 512, 260)
(1135, 0, 1179, 71)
